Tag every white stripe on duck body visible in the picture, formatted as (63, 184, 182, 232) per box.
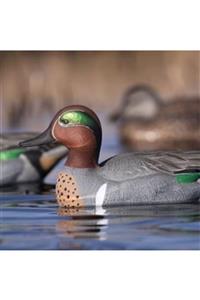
(19, 105, 200, 207)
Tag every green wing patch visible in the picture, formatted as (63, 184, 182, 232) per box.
(0, 148, 25, 160)
(176, 172, 200, 184)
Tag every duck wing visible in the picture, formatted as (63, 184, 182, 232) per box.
(99, 151, 200, 181)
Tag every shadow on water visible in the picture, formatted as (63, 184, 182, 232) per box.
(0, 185, 200, 250)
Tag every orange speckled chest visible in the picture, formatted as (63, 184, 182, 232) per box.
(56, 172, 83, 208)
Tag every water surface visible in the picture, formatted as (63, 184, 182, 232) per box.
(1, 191, 200, 249)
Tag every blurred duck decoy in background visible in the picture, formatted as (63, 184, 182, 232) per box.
(110, 85, 200, 151)
(0, 132, 67, 186)
(20, 105, 200, 208)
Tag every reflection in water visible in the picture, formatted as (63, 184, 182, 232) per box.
(57, 207, 108, 241)
(0, 192, 200, 249)
(54, 204, 200, 249)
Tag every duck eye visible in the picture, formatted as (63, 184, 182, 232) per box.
(59, 117, 69, 126)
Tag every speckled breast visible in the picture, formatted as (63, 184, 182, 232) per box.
(56, 171, 83, 208)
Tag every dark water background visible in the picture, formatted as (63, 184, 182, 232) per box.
(0, 114, 200, 250)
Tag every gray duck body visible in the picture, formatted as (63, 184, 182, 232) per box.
(57, 151, 200, 208)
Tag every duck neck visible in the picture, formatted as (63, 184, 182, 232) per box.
(65, 147, 100, 168)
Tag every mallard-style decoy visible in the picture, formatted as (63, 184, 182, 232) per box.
(111, 85, 200, 151)
(19, 105, 200, 208)
(0, 132, 67, 186)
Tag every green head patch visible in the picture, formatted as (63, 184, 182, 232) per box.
(58, 110, 102, 144)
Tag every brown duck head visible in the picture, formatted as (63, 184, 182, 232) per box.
(19, 105, 102, 168)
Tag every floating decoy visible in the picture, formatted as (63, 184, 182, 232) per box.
(111, 85, 200, 151)
(20, 105, 200, 208)
(0, 132, 67, 186)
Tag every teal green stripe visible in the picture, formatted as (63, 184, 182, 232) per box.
(0, 148, 25, 160)
(176, 173, 200, 184)
(60, 111, 98, 131)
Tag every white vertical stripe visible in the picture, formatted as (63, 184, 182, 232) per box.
(95, 183, 107, 215)
(95, 183, 107, 207)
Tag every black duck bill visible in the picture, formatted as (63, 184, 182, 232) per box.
(19, 126, 55, 147)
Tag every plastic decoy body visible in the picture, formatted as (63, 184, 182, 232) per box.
(0, 132, 67, 186)
(20, 105, 200, 208)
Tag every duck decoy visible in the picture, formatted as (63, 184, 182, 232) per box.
(0, 132, 67, 186)
(111, 85, 200, 151)
(19, 105, 200, 208)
